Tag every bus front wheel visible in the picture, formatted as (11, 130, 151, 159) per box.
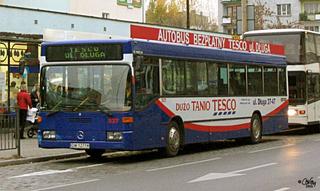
(85, 149, 104, 159)
(164, 121, 181, 157)
(250, 113, 262, 144)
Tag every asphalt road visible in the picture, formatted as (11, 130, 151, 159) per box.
(1, 128, 320, 191)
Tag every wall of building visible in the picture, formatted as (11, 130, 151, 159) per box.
(300, 0, 320, 32)
(0, 5, 132, 37)
(0, 0, 143, 23)
(248, 0, 300, 29)
(70, 0, 143, 22)
(0, 0, 69, 12)
(218, 0, 301, 34)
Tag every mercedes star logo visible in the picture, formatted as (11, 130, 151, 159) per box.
(77, 131, 84, 140)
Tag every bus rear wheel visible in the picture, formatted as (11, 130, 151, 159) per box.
(85, 149, 104, 159)
(250, 113, 262, 144)
(164, 121, 181, 157)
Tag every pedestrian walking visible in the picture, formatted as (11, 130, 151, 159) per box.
(10, 81, 19, 108)
(17, 83, 32, 139)
(31, 83, 40, 108)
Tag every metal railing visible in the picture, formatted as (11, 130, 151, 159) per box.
(0, 108, 20, 156)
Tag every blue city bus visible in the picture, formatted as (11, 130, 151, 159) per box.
(38, 30, 288, 157)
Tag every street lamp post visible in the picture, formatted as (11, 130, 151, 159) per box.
(186, 0, 190, 29)
(142, 0, 145, 23)
(241, 0, 248, 33)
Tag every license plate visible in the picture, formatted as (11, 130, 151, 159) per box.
(70, 143, 90, 149)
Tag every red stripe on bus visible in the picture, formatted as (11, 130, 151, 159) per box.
(156, 99, 288, 133)
(155, 100, 175, 118)
(262, 100, 289, 121)
(184, 122, 250, 132)
(185, 100, 288, 133)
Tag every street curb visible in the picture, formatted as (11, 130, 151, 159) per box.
(0, 151, 87, 167)
(0, 150, 156, 167)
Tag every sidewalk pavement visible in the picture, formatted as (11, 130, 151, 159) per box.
(0, 138, 87, 167)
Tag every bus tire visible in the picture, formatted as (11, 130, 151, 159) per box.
(250, 113, 262, 144)
(164, 121, 181, 157)
(85, 149, 104, 159)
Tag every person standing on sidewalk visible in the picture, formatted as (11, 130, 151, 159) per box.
(17, 83, 32, 139)
(31, 83, 40, 108)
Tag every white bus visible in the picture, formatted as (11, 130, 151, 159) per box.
(244, 29, 320, 128)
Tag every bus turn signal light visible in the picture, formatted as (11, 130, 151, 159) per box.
(299, 110, 306, 115)
(122, 117, 134, 124)
(37, 116, 43, 123)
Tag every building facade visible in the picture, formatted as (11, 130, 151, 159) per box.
(300, 0, 320, 32)
(0, 0, 144, 22)
(218, 0, 305, 34)
(70, 0, 144, 22)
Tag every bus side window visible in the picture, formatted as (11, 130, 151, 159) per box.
(135, 58, 159, 109)
(316, 35, 320, 62)
(197, 62, 208, 95)
(278, 68, 287, 96)
(207, 62, 218, 96)
(305, 33, 318, 64)
(248, 66, 263, 96)
(162, 59, 178, 95)
(307, 73, 320, 101)
(264, 67, 278, 96)
(229, 64, 246, 96)
(218, 64, 228, 96)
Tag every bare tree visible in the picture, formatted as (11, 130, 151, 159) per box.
(253, 0, 273, 30)
(267, 17, 301, 29)
(253, 0, 301, 30)
(146, 0, 218, 32)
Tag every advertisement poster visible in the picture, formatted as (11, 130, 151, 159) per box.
(0, 72, 5, 102)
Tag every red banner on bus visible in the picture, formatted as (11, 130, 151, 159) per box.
(130, 25, 285, 56)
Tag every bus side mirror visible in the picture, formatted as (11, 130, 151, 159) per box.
(134, 55, 143, 71)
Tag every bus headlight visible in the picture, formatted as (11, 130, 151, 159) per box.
(43, 130, 56, 140)
(288, 109, 298, 117)
(107, 132, 123, 141)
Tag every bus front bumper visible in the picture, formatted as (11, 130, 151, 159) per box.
(288, 116, 308, 126)
(38, 140, 133, 151)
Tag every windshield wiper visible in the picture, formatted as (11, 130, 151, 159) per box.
(96, 105, 112, 116)
(46, 110, 60, 117)
(45, 100, 63, 117)
(51, 100, 63, 111)
(73, 97, 90, 112)
(46, 105, 76, 117)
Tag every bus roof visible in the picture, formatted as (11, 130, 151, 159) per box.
(41, 39, 286, 67)
(244, 29, 320, 35)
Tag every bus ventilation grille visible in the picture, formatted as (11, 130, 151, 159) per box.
(68, 118, 92, 123)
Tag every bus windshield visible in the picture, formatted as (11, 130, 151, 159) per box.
(244, 33, 303, 64)
(288, 71, 306, 105)
(41, 64, 131, 112)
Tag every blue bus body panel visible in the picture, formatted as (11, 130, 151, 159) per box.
(41, 39, 286, 67)
(38, 105, 167, 150)
(39, 111, 135, 150)
(131, 41, 286, 66)
(39, 100, 288, 150)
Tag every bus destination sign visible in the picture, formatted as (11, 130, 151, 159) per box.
(130, 25, 285, 56)
(45, 44, 123, 62)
